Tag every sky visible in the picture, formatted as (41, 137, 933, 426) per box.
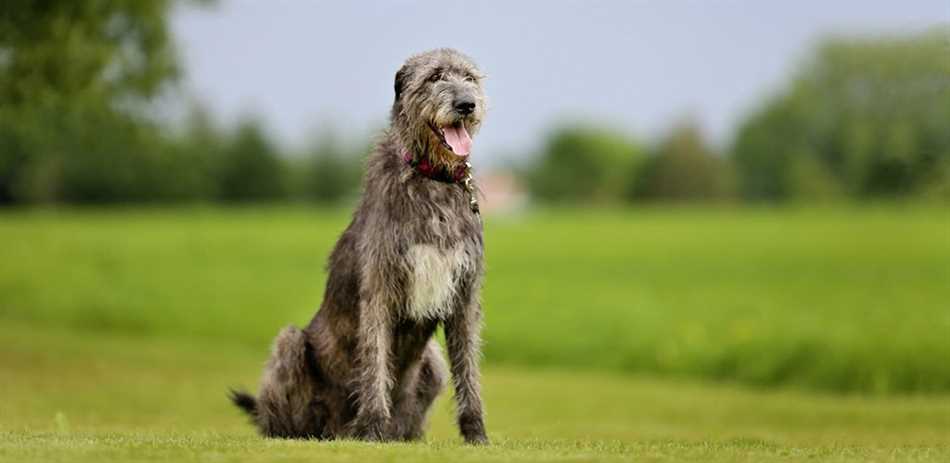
(172, 1, 948, 164)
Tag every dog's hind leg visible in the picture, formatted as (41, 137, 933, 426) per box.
(244, 325, 325, 438)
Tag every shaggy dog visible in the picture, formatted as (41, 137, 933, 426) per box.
(231, 48, 489, 445)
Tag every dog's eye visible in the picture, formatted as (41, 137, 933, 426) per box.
(428, 72, 443, 83)
(463, 74, 476, 82)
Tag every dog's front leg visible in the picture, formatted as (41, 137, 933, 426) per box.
(351, 293, 394, 441)
(445, 292, 488, 445)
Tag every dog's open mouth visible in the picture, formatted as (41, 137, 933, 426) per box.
(431, 122, 472, 158)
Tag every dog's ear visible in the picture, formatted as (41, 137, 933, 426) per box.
(394, 65, 410, 102)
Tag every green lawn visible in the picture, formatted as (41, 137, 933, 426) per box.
(2, 321, 949, 462)
(1, 206, 947, 392)
(1, 206, 948, 461)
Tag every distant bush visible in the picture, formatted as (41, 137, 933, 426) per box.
(629, 122, 734, 202)
(294, 133, 365, 204)
(215, 117, 288, 202)
(526, 125, 645, 203)
(0, 101, 369, 205)
(0, 105, 195, 204)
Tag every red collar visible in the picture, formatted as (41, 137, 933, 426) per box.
(403, 151, 467, 183)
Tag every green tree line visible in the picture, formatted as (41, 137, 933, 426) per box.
(1, 3, 946, 205)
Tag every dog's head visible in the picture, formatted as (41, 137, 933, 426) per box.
(391, 49, 486, 168)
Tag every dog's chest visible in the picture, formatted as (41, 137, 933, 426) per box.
(404, 243, 474, 320)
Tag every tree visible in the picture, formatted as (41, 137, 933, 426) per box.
(299, 132, 363, 204)
(216, 117, 287, 202)
(527, 125, 644, 203)
(0, 0, 187, 203)
(732, 28, 950, 201)
(0, 0, 180, 109)
(631, 122, 733, 202)
(163, 102, 225, 200)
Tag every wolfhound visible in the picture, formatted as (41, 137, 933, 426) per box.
(231, 48, 489, 445)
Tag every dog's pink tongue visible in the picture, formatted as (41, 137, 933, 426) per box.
(442, 125, 472, 157)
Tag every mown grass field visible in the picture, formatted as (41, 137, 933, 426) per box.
(3, 321, 949, 462)
(1, 206, 948, 462)
(1, 206, 947, 392)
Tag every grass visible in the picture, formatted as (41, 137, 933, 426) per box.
(2, 321, 949, 462)
(1, 206, 949, 461)
(0, 206, 947, 392)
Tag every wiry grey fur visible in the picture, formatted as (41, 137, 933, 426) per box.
(231, 48, 488, 444)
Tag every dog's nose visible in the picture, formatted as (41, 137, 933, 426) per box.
(454, 99, 476, 115)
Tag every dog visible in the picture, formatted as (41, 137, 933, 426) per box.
(231, 48, 489, 445)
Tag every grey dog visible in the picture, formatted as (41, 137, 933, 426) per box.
(231, 48, 489, 445)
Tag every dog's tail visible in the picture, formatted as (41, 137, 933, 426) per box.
(229, 388, 257, 417)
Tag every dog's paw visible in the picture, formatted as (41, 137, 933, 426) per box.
(459, 413, 488, 445)
(463, 432, 489, 445)
(352, 414, 389, 442)
(357, 425, 387, 442)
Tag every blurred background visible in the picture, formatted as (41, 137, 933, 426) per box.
(1, 0, 949, 442)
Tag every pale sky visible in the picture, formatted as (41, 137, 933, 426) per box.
(173, 1, 948, 164)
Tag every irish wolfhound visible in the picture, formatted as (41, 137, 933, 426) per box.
(231, 48, 488, 445)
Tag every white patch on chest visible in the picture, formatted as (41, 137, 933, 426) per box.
(405, 243, 470, 320)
